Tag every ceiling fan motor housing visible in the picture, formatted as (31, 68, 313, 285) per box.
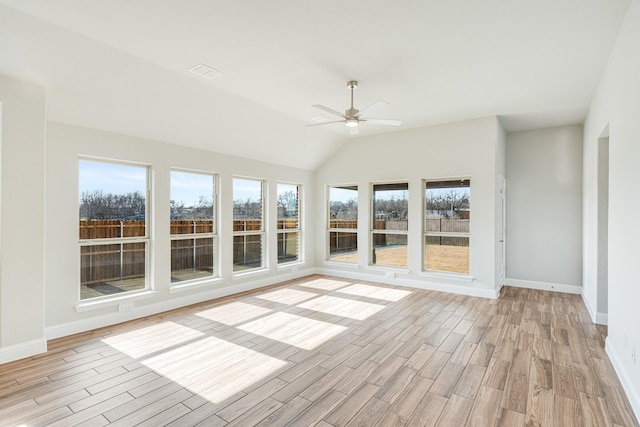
(345, 108, 359, 117)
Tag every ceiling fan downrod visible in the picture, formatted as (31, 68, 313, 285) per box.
(346, 80, 359, 119)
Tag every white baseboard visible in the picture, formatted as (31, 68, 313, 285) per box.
(596, 312, 608, 325)
(605, 338, 640, 423)
(505, 278, 582, 294)
(316, 267, 499, 299)
(0, 338, 47, 364)
(46, 269, 314, 340)
(579, 288, 610, 325)
(581, 288, 598, 324)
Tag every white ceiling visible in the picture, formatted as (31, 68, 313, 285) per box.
(0, 0, 631, 170)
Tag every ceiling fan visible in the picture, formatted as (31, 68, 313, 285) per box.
(306, 81, 402, 135)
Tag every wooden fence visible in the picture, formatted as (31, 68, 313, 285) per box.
(80, 217, 470, 286)
(80, 219, 299, 286)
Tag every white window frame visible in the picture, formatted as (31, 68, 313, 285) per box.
(370, 182, 409, 268)
(326, 184, 359, 263)
(169, 169, 218, 284)
(78, 158, 151, 303)
(277, 182, 302, 265)
(423, 177, 471, 274)
(233, 177, 265, 273)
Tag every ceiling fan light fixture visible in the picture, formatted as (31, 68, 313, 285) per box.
(345, 118, 359, 127)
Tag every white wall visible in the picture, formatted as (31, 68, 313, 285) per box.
(315, 116, 504, 297)
(584, 0, 640, 417)
(43, 122, 315, 339)
(0, 76, 46, 362)
(505, 126, 583, 292)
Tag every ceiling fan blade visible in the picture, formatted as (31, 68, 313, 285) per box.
(349, 126, 360, 136)
(355, 100, 389, 117)
(305, 120, 346, 127)
(362, 118, 403, 126)
(312, 104, 346, 118)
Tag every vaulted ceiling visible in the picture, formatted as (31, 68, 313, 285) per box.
(0, 0, 631, 169)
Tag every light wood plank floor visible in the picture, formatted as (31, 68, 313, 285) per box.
(1, 275, 638, 426)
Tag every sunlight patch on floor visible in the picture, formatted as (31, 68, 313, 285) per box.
(297, 277, 351, 291)
(238, 312, 347, 350)
(254, 288, 318, 305)
(140, 335, 287, 403)
(297, 295, 385, 320)
(195, 301, 273, 325)
(102, 321, 204, 358)
(338, 283, 412, 302)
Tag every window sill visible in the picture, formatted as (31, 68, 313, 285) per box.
(323, 260, 360, 269)
(368, 265, 411, 275)
(420, 271, 474, 283)
(277, 261, 305, 272)
(75, 290, 158, 313)
(232, 268, 270, 280)
(169, 277, 223, 294)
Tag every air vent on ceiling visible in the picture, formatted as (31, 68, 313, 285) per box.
(189, 63, 223, 79)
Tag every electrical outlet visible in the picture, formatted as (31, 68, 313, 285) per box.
(632, 345, 637, 364)
(118, 302, 135, 313)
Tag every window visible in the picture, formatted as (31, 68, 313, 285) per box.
(277, 183, 300, 264)
(424, 179, 470, 274)
(233, 178, 264, 272)
(327, 185, 358, 262)
(79, 159, 148, 300)
(170, 170, 217, 283)
(372, 183, 409, 268)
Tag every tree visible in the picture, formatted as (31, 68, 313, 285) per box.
(426, 189, 470, 217)
(277, 190, 298, 218)
(80, 190, 146, 220)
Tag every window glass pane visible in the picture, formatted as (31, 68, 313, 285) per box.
(328, 231, 358, 262)
(372, 233, 408, 267)
(171, 237, 215, 283)
(233, 234, 263, 271)
(425, 179, 470, 274)
(170, 171, 214, 234)
(278, 232, 299, 263)
(425, 236, 469, 274)
(373, 183, 408, 230)
(80, 243, 146, 299)
(277, 183, 299, 229)
(329, 186, 358, 226)
(425, 179, 470, 223)
(79, 160, 146, 238)
(233, 178, 263, 230)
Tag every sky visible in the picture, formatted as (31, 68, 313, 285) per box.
(79, 160, 468, 207)
(80, 161, 266, 206)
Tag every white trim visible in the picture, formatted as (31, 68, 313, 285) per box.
(169, 277, 223, 293)
(420, 271, 474, 283)
(323, 260, 360, 269)
(605, 338, 640, 423)
(581, 287, 598, 323)
(579, 292, 608, 325)
(316, 267, 498, 299)
(75, 290, 158, 313)
(596, 312, 608, 325)
(46, 269, 312, 340)
(506, 278, 582, 294)
(0, 338, 47, 364)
